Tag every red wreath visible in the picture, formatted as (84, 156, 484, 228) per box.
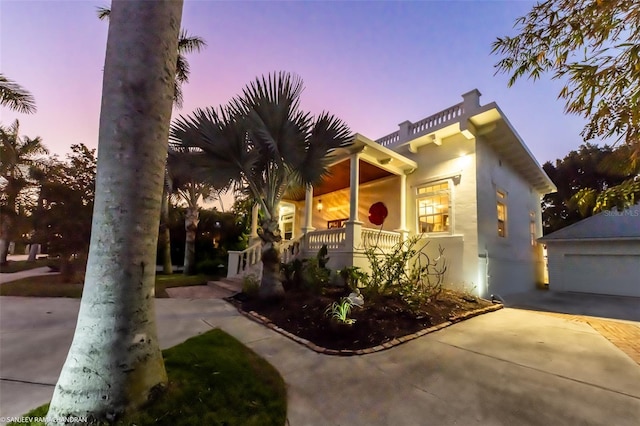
(368, 202, 388, 226)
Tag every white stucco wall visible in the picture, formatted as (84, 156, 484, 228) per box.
(396, 133, 480, 293)
(546, 240, 640, 297)
(475, 134, 545, 298)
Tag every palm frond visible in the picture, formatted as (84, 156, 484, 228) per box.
(0, 74, 37, 114)
(178, 30, 207, 54)
(96, 6, 110, 20)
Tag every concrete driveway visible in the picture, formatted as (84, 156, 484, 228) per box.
(1, 296, 639, 425)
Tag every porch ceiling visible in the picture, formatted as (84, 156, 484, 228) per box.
(286, 159, 394, 201)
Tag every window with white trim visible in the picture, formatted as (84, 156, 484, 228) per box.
(497, 190, 507, 237)
(530, 211, 536, 246)
(417, 181, 451, 233)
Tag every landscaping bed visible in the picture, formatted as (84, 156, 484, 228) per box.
(230, 286, 495, 351)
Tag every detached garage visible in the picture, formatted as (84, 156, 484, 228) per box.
(539, 204, 640, 298)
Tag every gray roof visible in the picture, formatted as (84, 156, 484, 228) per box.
(539, 204, 640, 242)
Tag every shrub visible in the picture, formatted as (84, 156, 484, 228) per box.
(361, 235, 447, 303)
(196, 258, 226, 276)
(242, 273, 260, 297)
(337, 266, 367, 291)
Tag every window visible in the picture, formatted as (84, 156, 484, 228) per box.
(497, 190, 507, 237)
(280, 213, 294, 240)
(530, 211, 536, 246)
(417, 181, 451, 233)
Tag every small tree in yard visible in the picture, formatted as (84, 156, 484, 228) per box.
(493, 0, 640, 212)
(167, 146, 222, 275)
(31, 144, 96, 278)
(170, 72, 352, 299)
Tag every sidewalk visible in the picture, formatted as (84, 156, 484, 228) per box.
(0, 267, 58, 284)
(2, 297, 639, 425)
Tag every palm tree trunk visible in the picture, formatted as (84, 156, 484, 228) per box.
(0, 214, 12, 264)
(258, 217, 285, 299)
(182, 207, 198, 275)
(27, 244, 39, 261)
(160, 185, 173, 274)
(47, 1, 182, 423)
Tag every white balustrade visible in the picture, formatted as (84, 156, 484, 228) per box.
(409, 103, 464, 136)
(361, 228, 401, 251)
(280, 237, 302, 264)
(305, 228, 347, 251)
(375, 102, 465, 147)
(227, 242, 261, 278)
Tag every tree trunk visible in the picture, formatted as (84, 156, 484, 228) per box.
(47, 2, 182, 424)
(27, 244, 40, 261)
(0, 214, 12, 264)
(182, 207, 199, 275)
(159, 185, 173, 274)
(258, 217, 285, 299)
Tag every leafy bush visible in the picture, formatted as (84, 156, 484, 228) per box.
(361, 235, 447, 304)
(301, 258, 330, 294)
(281, 258, 304, 291)
(196, 258, 226, 276)
(281, 245, 331, 293)
(242, 273, 260, 297)
(337, 266, 367, 292)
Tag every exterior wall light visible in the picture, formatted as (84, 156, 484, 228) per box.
(317, 199, 323, 212)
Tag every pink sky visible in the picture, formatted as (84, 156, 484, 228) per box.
(1, 1, 591, 167)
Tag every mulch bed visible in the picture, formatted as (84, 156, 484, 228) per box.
(230, 287, 495, 351)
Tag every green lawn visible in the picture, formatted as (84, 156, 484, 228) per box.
(0, 258, 50, 273)
(0, 273, 218, 298)
(10, 329, 287, 426)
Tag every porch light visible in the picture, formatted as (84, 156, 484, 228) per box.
(317, 199, 323, 212)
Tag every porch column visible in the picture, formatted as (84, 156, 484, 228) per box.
(249, 203, 259, 245)
(348, 153, 360, 222)
(395, 172, 409, 242)
(302, 185, 315, 234)
(346, 153, 362, 251)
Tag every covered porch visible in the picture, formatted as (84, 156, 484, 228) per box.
(228, 134, 417, 277)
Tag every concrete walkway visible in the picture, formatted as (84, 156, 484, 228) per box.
(0, 267, 59, 284)
(1, 296, 639, 425)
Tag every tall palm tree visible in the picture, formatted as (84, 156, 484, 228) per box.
(167, 146, 221, 275)
(0, 120, 47, 263)
(0, 74, 36, 114)
(170, 72, 352, 299)
(97, 6, 205, 109)
(47, 1, 183, 421)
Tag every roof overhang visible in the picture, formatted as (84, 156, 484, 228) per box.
(471, 104, 557, 195)
(286, 134, 417, 201)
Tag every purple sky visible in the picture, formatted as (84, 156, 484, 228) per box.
(1, 0, 592, 166)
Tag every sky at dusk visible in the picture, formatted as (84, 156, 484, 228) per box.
(2, 0, 594, 167)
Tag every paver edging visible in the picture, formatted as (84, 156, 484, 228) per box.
(227, 298, 503, 356)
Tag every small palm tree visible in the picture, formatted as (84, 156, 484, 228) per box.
(167, 146, 223, 275)
(0, 74, 36, 114)
(170, 72, 352, 298)
(0, 120, 48, 263)
(97, 6, 205, 108)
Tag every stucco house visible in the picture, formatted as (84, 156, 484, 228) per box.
(539, 204, 640, 298)
(228, 89, 557, 299)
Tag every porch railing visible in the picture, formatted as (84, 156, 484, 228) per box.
(227, 242, 261, 278)
(305, 228, 347, 252)
(361, 228, 402, 251)
(281, 236, 303, 264)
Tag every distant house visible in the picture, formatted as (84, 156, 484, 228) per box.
(539, 204, 640, 298)
(229, 90, 556, 298)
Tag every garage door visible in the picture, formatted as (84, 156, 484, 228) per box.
(558, 254, 640, 297)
